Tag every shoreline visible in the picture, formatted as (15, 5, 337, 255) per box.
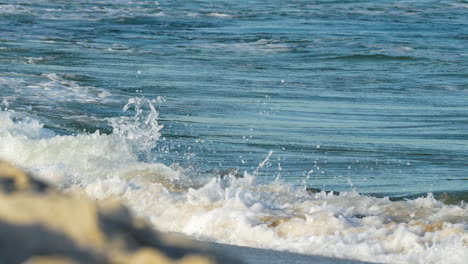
(168, 233, 377, 264)
(208, 240, 377, 264)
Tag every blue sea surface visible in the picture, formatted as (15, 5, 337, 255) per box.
(1, 0, 467, 196)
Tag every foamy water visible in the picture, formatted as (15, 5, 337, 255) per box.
(1, 106, 466, 264)
(0, 73, 115, 105)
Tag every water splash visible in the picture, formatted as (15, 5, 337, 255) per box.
(253, 150, 273, 176)
(108, 97, 164, 161)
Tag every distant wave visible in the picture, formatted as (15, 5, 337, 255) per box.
(323, 54, 425, 61)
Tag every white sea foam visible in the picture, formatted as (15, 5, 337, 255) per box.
(206, 39, 290, 54)
(207, 12, 233, 18)
(24, 57, 45, 64)
(0, 73, 117, 106)
(0, 4, 29, 15)
(0, 107, 466, 264)
(0, 1, 164, 21)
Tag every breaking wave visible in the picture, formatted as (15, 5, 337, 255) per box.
(0, 101, 466, 264)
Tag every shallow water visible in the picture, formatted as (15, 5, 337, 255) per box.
(0, 1, 467, 263)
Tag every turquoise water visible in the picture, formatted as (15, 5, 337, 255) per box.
(1, 0, 467, 196)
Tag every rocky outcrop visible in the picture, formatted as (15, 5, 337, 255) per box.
(0, 161, 238, 264)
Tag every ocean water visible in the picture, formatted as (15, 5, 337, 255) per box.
(0, 0, 467, 263)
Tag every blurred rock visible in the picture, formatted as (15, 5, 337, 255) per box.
(0, 160, 238, 264)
